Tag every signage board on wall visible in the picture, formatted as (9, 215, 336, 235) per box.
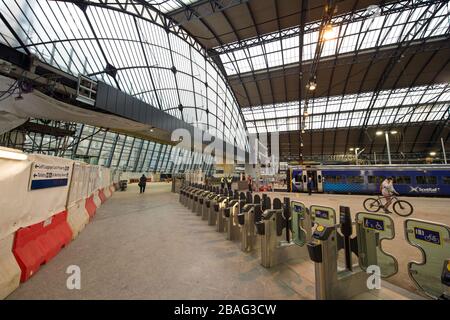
(29, 162, 71, 190)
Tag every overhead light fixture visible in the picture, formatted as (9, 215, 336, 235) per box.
(349, 148, 354, 151)
(390, 130, 398, 135)
(429, 151, 436, 156)
(322, 24, 337, 41)
(307, 80, 317, 91)
(376, 131, 383, 136)
(0, 147, 28, 161)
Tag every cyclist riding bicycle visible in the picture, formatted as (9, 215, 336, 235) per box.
(380, 177, 399, 214)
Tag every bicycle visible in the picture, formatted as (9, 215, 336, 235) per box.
(363, 194, 413, 217)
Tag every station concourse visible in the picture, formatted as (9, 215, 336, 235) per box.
(0, 0, 449, 303)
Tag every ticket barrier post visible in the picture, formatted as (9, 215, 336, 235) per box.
(404, 219, 450, 300)
(291, 203, 336, 259)
(307, 207, 398, 300)
(209, 191, 227, 227)
(216, 190, 233, 233)
(180, 185, 191, 206)
(224, 192, 246, 241)
(191, 186, 204, 212)
(257, 197, 312, 268)
(195, 188, 210, 216)
(202, 187, 218, 221)
(238, 193, 260, 252)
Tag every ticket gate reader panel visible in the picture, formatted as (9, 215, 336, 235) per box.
(290, 201, 309, 246)
(310, 205, 336, 228)
(355, 212, 398, 278)
(404, 219, 450, 299)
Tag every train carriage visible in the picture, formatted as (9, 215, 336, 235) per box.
(289, 165, 450, 197)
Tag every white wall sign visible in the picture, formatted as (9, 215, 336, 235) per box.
(29, 162, 71, 190)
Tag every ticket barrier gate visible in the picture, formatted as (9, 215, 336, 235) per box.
(291, 202, 336, 256)
(194, 187, 210, 215)
(256, 197, 314, 268)
(180, 185, 192, 206)
(209, 191, 228, 227)
(238, 194, 268, 253)
(404, 219, 450, 300)
(187, 185, 198, 210)
(202, 187, 219, 221)
(307, 206, 398, 300)
(190, 186, 205, 211)
(216, 190, 233, 233)
(196, 187, 213, 216)
(223, 192, 247, 241)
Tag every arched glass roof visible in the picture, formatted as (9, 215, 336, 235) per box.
(0, 0, 248, 150)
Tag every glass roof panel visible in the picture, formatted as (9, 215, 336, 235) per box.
(242, 84, 450, 133)
(219, 1, 450, 76)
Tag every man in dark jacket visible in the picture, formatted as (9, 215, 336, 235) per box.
(139, 174, 147, 194)
(307, 176, 314, 195)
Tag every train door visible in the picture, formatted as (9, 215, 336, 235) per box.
(302, 171, 308, 191)
(316, 170, 323, 192)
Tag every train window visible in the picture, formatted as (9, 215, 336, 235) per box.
(347, 176, 364, 184)
(416, 176, 437, 185)
(443, 176, 450, 185)
(324, 175, 345, 183)
(368, 176, 385, 184)
(394, 176, 411, 184)
(318, 175, 322, 183)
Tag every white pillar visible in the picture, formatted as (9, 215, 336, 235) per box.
(442, 137, 447, 164)
(385, 132, 392, 165)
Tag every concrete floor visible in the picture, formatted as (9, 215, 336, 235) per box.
(8, 183, 447, 300)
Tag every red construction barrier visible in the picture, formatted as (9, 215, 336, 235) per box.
(85, 194, 97, 219)
(98, 188, 107, 204)
(12, 211, 72, 282)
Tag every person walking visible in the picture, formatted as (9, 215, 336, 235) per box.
(139, 174, 147, 194)
(307, 176, 314, 196)
(247, 175, 253, 192)
(226, 175, 233, 192)
(220, 176, 225, 191)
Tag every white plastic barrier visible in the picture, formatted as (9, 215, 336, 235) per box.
(0, 154, 73, 240)
(0, 234, 21, 299)
(0, 149, 120, 299)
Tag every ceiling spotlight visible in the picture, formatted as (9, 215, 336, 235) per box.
(429, 151, 436, 156)
(376, 131, 383, 136)
(322, 24, 337, 41)
(307, 80, 317, 91)
(349, 148, 354, 151)
(390, 130, 398, 135)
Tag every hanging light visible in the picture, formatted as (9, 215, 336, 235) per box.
(376, 131, 383, 136)
(322, 24, 336, 41)
(307, 80, 317, 91)
(429, 151, 436, 156)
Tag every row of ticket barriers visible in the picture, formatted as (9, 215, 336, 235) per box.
(179, 183, 450, 300)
